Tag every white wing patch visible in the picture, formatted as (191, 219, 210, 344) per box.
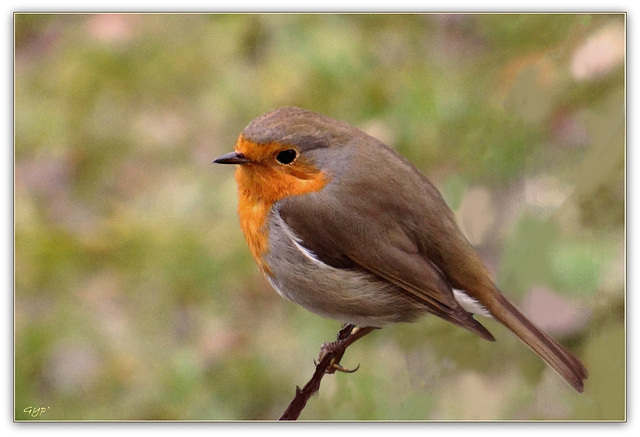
(291, 239, 325, 266)
(453, 289, 492, 317)
(280, 221, 328, 268)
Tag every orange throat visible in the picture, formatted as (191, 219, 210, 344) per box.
(234, 138, 329, 277)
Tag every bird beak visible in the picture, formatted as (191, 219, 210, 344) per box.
(213, 151, 251, 165)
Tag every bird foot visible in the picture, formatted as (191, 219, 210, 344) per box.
(314, 324, 364, 374)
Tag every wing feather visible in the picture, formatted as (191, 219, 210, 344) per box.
(278, 192, 495, 341)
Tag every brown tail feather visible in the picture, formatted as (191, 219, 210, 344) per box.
(487, 293, 588, 392)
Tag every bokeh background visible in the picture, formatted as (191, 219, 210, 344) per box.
(14, 13, 625, 421)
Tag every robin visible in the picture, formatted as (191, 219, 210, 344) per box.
(214, 107, 588, 392)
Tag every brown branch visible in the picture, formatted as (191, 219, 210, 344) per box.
(279, 324, 377, 421)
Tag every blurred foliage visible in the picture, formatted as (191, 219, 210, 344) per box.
(14, 13, 624, 421)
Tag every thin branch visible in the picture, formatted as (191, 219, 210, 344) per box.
(279, 324, 377, 421)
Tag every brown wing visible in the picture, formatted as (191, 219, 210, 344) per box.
(278, 194, 495, 341)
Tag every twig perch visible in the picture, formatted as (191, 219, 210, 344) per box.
(279, 324, 377, 421)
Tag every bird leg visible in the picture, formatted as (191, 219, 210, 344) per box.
(316, 324, 377, 374)
(280, 324, 378, 420)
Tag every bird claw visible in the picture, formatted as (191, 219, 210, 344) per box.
(313, 324, 374, 375)
(314, 356, 360, 374)
(316, 335, 361, 374)
(329, 360, 360, 374)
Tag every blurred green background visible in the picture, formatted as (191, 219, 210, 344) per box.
(14, 13, 625, 421)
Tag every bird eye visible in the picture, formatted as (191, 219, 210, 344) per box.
(276, 149, 297, 165)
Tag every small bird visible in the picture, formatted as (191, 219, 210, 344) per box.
(214, 107, 588, 392)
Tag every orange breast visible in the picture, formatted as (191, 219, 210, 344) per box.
(234, 137, 329, 276)
(237, 190, 272, 274)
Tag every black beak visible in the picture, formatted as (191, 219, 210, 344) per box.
(213, 151, 251, 165)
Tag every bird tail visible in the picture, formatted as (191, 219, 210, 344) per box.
(487, 292, 588, 393)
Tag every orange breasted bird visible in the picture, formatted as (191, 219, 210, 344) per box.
(214, 107, 587, 392)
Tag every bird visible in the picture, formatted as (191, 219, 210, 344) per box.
(214, 106, 588, 393)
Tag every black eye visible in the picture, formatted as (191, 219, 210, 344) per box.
(276, 149, 297, 165)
